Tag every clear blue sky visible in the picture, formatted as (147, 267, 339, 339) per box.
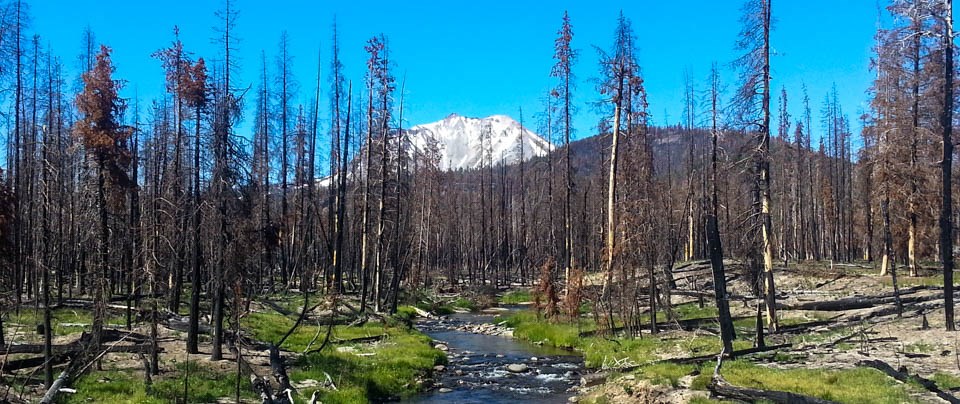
(29, 0, 878, 146)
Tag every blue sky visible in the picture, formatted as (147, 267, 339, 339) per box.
(29, 0, 878, 146)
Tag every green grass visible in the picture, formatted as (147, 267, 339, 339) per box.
(883, 275, 943, 288)
(62, 361, 254, 404)
(503, 308, 920, 404)
(415, 301, 454, 315)
(394, 305, 418, 322)
(5, 308, 127, 340)
(787, 325, 852, 346)
(62, 370, 163, 404)
(499, 290, 533, 304)
(60, 307, 442, 404)
(881, 270, 960, 288)
(673, 302, 719, 320)
(634, 362, 698, 387)
(153, 361, 252, 403)
(902, 341, 935, 353)
(502, 310, 750, 368)
(242, 309, 444, 403)
(719, 360, 921, 404)
(932, 372, 960, 390)
(292, 332, 446, 403)
(499, 310, 587, 349)
(450, 297, 478, 312)
(242, 311, 396, 352)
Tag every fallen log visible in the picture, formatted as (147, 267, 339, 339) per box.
(1, 344, 67, 355)
(709, 355, 837, 404)
(163, 317, 214, 335)
(673, 260, 712, 273)
(846, 301, 942, 323)
(580, 371, 609, 388)
(780, 286, 947, 312)
(100, 329, 150, 344)
(857, 359, 960, 404)
(251, 374, 276, 404)
(668, 343, 792, 365)
(269, 344, 294, 403)
(0, 329, 149, 355)
(39, 362, 71, 404)
(263, 300, 297, 317)
(780, 292, 920, 311)
(4, 353, 69, 371)
(411, 306, 438, 319)
(332, 334, 387, 344)
(3, 344, 162, 372)
(771, 318, 841, 335)
(673, 316, 752, 332)
(588, 343, 795, 376)
(709, 375, 837, 403)
(56, 292, 166, 307)
(813, 274, 846, 289)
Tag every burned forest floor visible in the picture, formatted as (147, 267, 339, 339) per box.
(501, 260, 960, 403)
(0, 292, 447, 404)
(2, 260, 960, 403)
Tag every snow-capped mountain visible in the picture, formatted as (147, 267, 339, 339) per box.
(405, 113, 553, 171)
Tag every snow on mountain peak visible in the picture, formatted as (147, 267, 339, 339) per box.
(407, 114, 552, 171)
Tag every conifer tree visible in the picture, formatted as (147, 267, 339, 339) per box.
(74, 45, 131, 348)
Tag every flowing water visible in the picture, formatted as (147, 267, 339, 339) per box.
(409, 310, 584, 403)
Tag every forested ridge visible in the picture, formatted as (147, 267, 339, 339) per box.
(1, 0, 960, 403)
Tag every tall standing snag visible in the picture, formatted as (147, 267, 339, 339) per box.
(551, 11, 576, 290)
(598, 13, 645, 330)
(734, 0, 778, 332)
(940, 0, 955, 331)
(707, 63, 736, 353)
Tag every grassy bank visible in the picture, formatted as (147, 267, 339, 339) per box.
(291, 330, 444, 403)
(242, 308, 446, 403)
(32, 302, 444, 404)
(500, 308, 923, 404)
(500, 309, 752, 368)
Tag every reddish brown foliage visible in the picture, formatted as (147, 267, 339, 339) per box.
(562, 266, 584, 320)
(75, 46, 128, 156)
(534, 257, 559, 318)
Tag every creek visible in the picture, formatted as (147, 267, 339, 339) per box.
(409, 309, 584, 403)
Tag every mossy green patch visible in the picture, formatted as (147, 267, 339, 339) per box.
(720, 360, 920, 404)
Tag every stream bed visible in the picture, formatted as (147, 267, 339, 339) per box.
(409, 311, 585, 403)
